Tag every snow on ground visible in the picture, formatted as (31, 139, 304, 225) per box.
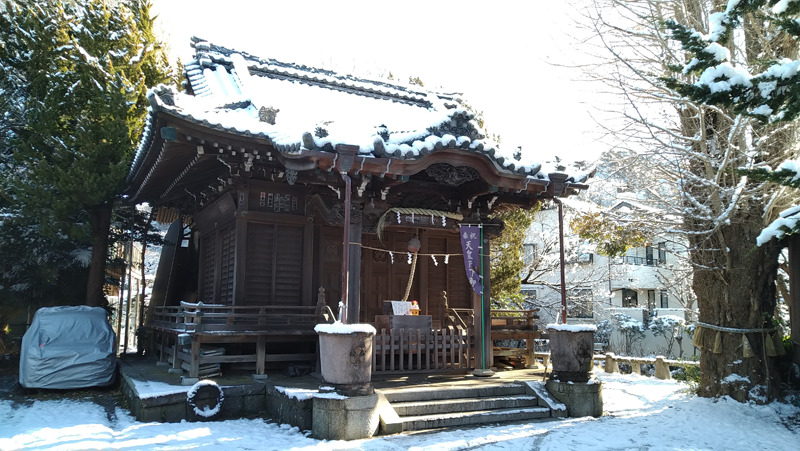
(1, 372, 798, 450)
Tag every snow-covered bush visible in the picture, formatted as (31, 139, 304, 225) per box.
(649, 315, 685, 357)
(612, 313, 645, 356)
(594, 319, 613, 352)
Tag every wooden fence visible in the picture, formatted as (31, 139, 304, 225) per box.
(373, 327, 472, 374)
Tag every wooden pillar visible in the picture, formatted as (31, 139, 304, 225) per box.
(256, 336, 266, 375)
(302, 218, 314, 306)
(480, 234, 493, 370)
(347, 207, 362, 324)
(789, 237, 800, 367)
(190, 336, 200, 378)
(233, 188, 248, 305)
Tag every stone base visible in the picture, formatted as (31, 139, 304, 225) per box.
(545, 378, 603, 418)
(321, 382, 374, 397)
(313, 393, 382, 440)
(251, 374, 269, 382)
(472, 368, 495, 377)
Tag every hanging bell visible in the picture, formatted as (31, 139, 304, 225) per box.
(407, 236, 421, 253)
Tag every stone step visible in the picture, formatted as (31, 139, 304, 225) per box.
(393, 394, 540, 416)
(401, 406, 552, 431)
(380, 383, 528, 403)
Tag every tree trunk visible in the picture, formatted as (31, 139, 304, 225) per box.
(689, 201, 782, 403)
(85, 204, 113, 307)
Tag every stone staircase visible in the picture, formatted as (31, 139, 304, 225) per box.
(377, 381, 565, 432)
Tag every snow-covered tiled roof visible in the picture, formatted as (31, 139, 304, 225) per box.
(129, 38, 589, 187)
(127, 39, 592, 207)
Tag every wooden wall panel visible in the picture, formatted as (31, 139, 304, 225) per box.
(200, 233, 216, 302)
(244, 223, 275, 305)
(316, 226, 342, 310)
(244, 223, 304, 306)
(274, 225, 304, 305)
(218, 225, 236, 304)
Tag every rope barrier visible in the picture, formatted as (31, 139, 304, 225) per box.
(695, 321, 773, 333)
(352, 242, 463, 258)
(376, 207, 464, 240)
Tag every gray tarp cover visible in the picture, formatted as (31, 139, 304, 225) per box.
(19, 306, 117, 389)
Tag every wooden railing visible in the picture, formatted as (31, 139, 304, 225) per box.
(445, 308, 474, 329)
(147, 300, 335, 378)
(490, 309, 538, 331)
(490, 309, 540, 367)
(150, 301, 333, 334)
(595, 352, 699, 380)
(373, 327, 472, 374)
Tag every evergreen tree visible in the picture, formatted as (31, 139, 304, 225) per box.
(659, 0, 799, 401)
(490, 206, 538, 309)
(0, 0, 174, 307)
(582, 0, 798, 402)
(663, 1, 800, 123)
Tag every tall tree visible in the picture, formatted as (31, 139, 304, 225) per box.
(581, 0, 798, 402)
(490, 206, 539, 309)
(0, 0, 173, 307)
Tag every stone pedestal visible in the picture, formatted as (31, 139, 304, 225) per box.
(545, 378, 603, 418)
(312, 394, 381, 440)
(316, 323, 376, 396)
(545, 324, 602, 417)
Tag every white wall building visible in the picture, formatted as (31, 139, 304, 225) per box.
(521, 198, 698, 358)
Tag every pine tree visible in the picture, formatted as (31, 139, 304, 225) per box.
(664, 1, 800, 123)
(0, 0, 173, 307)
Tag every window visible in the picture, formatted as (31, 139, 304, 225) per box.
(522, 243, 536, 266)
(622, 288, 638, 307)
(645, 245, 654, 266)
(567, 288, 593, 318)
(660, 290, 669, 308)
(521, 288, 537, 301)
(658, 242, 667, 264)
(577, 253, 594, 264)
(647, 290, 656, 310)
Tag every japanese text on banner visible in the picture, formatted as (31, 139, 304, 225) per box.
(459, 225, 483, 295)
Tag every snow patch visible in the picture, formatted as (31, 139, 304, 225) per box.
(547, 324, 597, 332)
(314, 321, 376, 335)
(274, 386, 316, 401)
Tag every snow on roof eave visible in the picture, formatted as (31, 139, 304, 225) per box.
(189, 37, 435, 109)
(127, 90, 593, 194)
(138, 90, 543, 176)
(126, 91, 163, 187)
